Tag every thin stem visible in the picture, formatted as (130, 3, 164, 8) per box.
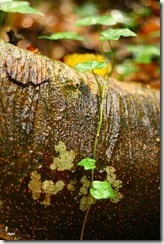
(80, 73, 107, 240)
(0, 11, 5, 36)
(101, 40, 114, 77)
(101, 41, 106, 59)
(91, 70, 102, 183)
(80, 42, 108, 241)
(108, 40, 114, 76)
(92, 70, 102, 95)
(80, 205, 91, 240)
(93, 76, 107, 166)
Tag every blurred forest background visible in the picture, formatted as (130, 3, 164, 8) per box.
(1, 0, 160, 88)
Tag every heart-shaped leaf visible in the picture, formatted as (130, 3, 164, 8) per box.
(75, 60, 107, 72)
(100, 28, 136, 41)
(0, 1, 44, 16)
(90, 180, 115, 199)
(75, 14, 116, 26)
(38, 32, 87, 42)
(77, 158, 96, 170)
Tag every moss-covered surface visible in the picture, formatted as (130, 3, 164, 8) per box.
(50, 141, 75, 171)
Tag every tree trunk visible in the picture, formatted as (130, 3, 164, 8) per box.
(0, 39, 160, 240)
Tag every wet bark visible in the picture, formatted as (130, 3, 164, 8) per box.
(0, 39, 160, 240)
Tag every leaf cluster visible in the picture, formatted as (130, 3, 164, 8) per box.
(78, 158, 115, 200)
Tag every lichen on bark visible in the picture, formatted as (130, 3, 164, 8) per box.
(50, 141, 75, 171)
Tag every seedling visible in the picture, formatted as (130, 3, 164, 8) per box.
(77, 158, 96, 170)
(39, 14, 136, 239)
(0, 0, 44, 34)
(0, 1, 44, 15)
(90, 181, 115, 200)
(74, 14, 136, 240)
(1, 7, 136, 239)
(75, 14, 116, 26)
(38, 31, 88, 42)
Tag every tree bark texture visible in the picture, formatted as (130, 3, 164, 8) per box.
(0, 39, 160, 240)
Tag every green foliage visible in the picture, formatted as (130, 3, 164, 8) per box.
(110, 10, 134, 26)
(90, 181, 115, 199)
(100, 28, 137, 41)
(78, 158, 96, 170)
(74, 2, 98, 18)
(127, 44, 160, 64)
(116, 60, 139, 77)
(75, 60, 107, 72)
(0, 1, 44, 16)
(38, 32, 87, 42)
(75, 14, 116, 26)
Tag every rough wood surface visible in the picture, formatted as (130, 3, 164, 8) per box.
(0, 39, 160, 240)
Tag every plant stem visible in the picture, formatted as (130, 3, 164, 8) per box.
(92, 75, 107, 182)
(80, 73, 107, 241)
(101, 41, 106, 60)
(92, 70, 102, 95)
(80, 40, 110, 241)
(80, 204, 91, 240)
(108, 40, 114, 76)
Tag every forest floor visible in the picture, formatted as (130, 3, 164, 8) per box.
(0, 0, 160, 89)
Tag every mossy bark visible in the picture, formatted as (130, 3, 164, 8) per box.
(0, 39, 160, 240)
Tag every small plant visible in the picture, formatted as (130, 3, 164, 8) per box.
(38, 14, 136, 240)
(0, 0, 44, 35)
(74, 15, 136, 240)
(0, 1, 44, 15)
(38, 31, 87, 42)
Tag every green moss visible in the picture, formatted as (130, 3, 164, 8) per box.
(79, 196, 88, 211)
(112, 179, 123, 190)
(110, 191, 123, 203)
(79, 185, 88, 196)
(78, 175, 90, 196)
(28, 171, 42, 200)
(67, 183, 75, 192)
(41, 193, 51, 206)
(106, 166, 117, 184)
(42, 180, 55, 194)
(79, 194, 96, 211)
(50, 141, 75, 171)
(80, 175, 90, 187)
(54, 180, 65, 194)
(28, 170, 65, 205)
(106, 166, 123, 203)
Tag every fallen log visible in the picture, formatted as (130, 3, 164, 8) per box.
(0, 39, 160, 240)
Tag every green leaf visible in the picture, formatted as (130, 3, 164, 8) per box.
(90, 180, 115, 199)
(116, 61, 139, 77)
(75, 60, 107, 72)
(0, 1, 44, 16)
(100, 28, 136, 41)
(127, 45, 160, 64)
(38, 32, 87, 42)
(75, 14, 116, 26)
(77, 158, 96, 170)
(74, 2, 98, 18)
